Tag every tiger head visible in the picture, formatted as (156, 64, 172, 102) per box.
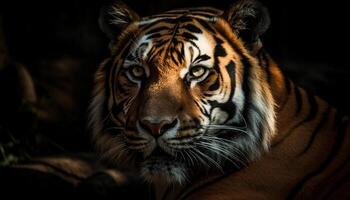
(89, 0, 276, 185)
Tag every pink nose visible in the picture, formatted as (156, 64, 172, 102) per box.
(139, 118, 178, 136)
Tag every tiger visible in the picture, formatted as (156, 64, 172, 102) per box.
(88, 0, 350, 199)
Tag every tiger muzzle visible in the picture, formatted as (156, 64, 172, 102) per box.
(139, 118, 179, 137)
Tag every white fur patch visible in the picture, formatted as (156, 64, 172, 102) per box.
(211, 107, 229, 124)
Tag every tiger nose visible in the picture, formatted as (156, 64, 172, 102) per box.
(139, 118, 178, 136)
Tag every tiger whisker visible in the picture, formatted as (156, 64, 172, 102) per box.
(202, 125, 248, 134)
(200, 135, 241, 145)
(206, 127, 248, 134)
(196, 141, 244, 168)
(196, 144, 239, 168)
(191, 147, 224, 173)
(188, 148, 209, 169)
(182, 150, 195, 167)
(203, 124, 247, 129)
(202, 136, 249, 159)
(102, 135, 130, 163)
(198, 136, 249, 166)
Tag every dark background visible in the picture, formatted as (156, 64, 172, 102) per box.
(0, 0, 349, 167)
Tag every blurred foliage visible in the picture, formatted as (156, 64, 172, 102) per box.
(0, 100, 38, 166)
(0, 127, 29, 166)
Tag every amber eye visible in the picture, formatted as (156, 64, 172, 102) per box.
(189, 65, 207, 78)
(129, 65, 145, 79)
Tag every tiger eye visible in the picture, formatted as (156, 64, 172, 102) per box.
(130, 65, 145, 78)
(190, 65, 206, 78)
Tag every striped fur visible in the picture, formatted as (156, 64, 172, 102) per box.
(89, 0, 350, 199)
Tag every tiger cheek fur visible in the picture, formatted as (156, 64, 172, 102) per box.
(89, 0, 276, 186)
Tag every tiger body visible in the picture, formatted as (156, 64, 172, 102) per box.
(89, 0, 350, 199)
(177, 57, 350, 200)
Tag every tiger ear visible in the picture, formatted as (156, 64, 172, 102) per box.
(99, 1, 140, 40)
(222, 0, 270, 54)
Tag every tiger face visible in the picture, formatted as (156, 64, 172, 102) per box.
(90, 0, 275, 185)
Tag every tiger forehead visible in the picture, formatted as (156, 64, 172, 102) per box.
(140, 6, 223, 23)
(127, 16, 218, 73)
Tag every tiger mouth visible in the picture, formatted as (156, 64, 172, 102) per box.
(143, 156, 180, 167)
(141, 147, 186, 168)
(140, 149, 188, 184)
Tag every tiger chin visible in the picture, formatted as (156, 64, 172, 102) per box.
(89, 0, 350, 198)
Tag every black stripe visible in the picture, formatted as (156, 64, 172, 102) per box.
(259, 50, 272, 84)
(285, 76, 291, 94)
(168, 23, 180, 46)
(179, 16, 195, 23)
(207, 73, 220, 91)
(194, 100, 209, 117)
(147, 14, 180, 18)
(214, 42, 227, 57)
(164, 9, 190, 14)
(181, 32, 198, 41)
(182, 24, 203, 33)
(297, 105, 331, 156)
(112, 98, 129, 115)
(170, 52, 179, 65)
(322, 157, 350, 199)
(174, 46, 185, 64)
(152, 40, 168, 48)
(189, 13, 217, 19)
(159, 10, 216, 17)
(193, 54, 211, 63)
(241, 56, 252, 128)
(211, 20, 256, 133)
(278, 77, 292, 112)
(180, 41, 185, 60)
(304, 90, 318, 121)
(146, 33, 162, 39)
(107, 112, 124, 127)
(215, 29, 254, 137)
(209, 36, 226, 95)
(208, 99, 237, 122)
(286, 119, 349, 200)
(272, 89, 319, 148)
(334, 109, 345, 129)
(320, 116, 349, 199)
(226, 61, 236, 98)
(145, 26, 169, 35)
(196, 18, 216, 33)
(187, 7, 221, 13)
(187, 8, 219, 14)
(139, 16, 191, 31)
(161, 7, 218, 16)
(162, 16, 193, 24)
(216, 28, 243, 57)
(294, 86, 302, 116)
